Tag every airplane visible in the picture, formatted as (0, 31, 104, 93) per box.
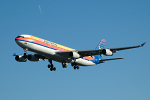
(13, 34, 146, 71)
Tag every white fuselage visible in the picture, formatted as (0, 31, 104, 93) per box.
(16, 39, 96, 66)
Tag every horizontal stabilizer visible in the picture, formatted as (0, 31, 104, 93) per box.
(99, 58, 124, 63)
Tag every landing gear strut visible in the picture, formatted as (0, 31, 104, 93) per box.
(71, 63, 79, 70)
(62, 63, 67, 68)
(23, 48, 28, 58)
(48, 59, 56, 71)
(24, 53, 28, 58)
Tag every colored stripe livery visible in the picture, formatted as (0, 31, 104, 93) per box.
(14, 34, 146, 71)
(16, 35, 75, 51)
(15, 35, 96, 61)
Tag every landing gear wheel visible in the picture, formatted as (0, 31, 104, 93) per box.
(74, 66, 76, 70)
(48, 65, 50, 68)
(63, 64, 67, 68)
(24, 53, 27, 56)
(50, 67, 56, 71)
(50, 68, 53, 71)
(53, 67, 56, 71)
(74, 66, 79, 70)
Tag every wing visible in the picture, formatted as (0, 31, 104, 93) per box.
(56, 42, 146, 57)
(33, 54, 47, 60)
(109, 42, 146, 53)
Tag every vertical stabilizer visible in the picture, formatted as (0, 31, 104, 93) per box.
(92, 39, 106, 64)
(95, 39, 106, 50)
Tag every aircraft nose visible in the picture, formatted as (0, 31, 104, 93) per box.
(15, 36, 23, 47)
(15, 36, 20, 43)
(15, 37, 17, 41)
(15, 37, 18, 42)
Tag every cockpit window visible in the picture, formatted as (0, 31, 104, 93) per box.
(16, 36, 24, 38)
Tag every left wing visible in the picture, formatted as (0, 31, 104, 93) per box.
(56, 42, 146, 57)
(109, 42, 146, 53)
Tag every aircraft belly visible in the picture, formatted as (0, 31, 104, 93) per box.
(76, 58, 96, 66)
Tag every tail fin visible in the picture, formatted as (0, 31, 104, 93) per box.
(95, 39, 106, 50)
(93, 39, 106, 62)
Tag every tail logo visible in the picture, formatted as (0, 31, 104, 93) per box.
(96, 39, 106, 50)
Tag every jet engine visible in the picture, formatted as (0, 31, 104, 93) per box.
(102, 49, 113, 56)
(28, 54, 40, 61)
(15, 55, 27, 62)
(69, 52, 80, 58)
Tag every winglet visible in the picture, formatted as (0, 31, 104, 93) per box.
(13, 53, 17, 56)
(141, 42, 146, 47)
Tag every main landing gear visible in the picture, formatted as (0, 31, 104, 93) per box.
(48, 60, 79, 71)
(62, 63, 67, 68)
(48, 59, 56, 71)
(74, 65, 79, 70)
(71, 63, 79, 70)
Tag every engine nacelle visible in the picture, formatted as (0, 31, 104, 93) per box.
(102, 49, 113, 56)
(15, 55, 27, 62)
(69, 52, 80, 58)
(28, 54, 40, 61)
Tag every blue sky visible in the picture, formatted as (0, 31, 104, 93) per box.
(0, 0, 150, 100)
